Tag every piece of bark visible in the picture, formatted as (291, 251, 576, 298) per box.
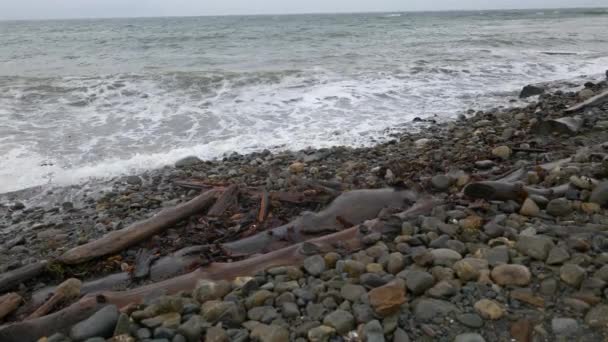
(0, 205, 421, 342)
(207, 184, 238, 217)
(565, 90, 608, 113)
(133, 249, 158, 280)
(27, 278, 82, 320)
(219, 188, 417, 256)
(59, 189, 219, 265)
(257, 190, 270, 223)
(0, 293, 22, 320)
(0, 261, 48, 293)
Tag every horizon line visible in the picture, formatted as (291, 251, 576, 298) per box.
(0, 5, 606, 22)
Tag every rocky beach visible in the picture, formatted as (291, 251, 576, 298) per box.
(2, 74, 608, 342)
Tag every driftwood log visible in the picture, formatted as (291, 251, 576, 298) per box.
(59, 189, 220, 265)
(565, 90, 608, 113)
(0, 261, 48, 293)
(0, 293, 22, 320)
(0, 197, 437, 342)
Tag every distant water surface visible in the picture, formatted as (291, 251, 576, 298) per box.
(1, 8, 608, 193)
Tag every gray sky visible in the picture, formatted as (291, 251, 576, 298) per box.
(1, 0, 606, 20)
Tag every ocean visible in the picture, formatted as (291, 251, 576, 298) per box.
(1, 8, 607, 193)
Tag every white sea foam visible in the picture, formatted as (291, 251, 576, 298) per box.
(1, 11, 608, 194)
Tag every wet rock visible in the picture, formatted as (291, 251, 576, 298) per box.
(368, 281, 406, 317)
(393, 328, 410, 342)
(520, 84, 544, 98)
(154, 326, 176, 339)
(546, 198, 572, 217)
(323, 309, 355, 335)
(70, 305, 119, 340)
(175, 156, 203, 168)
(515, 235, 554, 261)
(245, 290, 275, 308)
(340, 260, 366, 277)
(490, 264, 532, 286)
(474, 299, 504, 320)
(454, 333, 486, 342)
(126, 176, 142, 185)
(560, 264, 586, 287)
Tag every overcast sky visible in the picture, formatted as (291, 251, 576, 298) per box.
(1, 0, 606, 20)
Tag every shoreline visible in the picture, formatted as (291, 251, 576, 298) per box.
(1, 74, 608, 341)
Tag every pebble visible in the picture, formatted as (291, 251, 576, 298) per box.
(456, 313, 484, 328)
(546, 198, 573, 217)
(323, 309, 355, 335)
(250, 324, 290, 342)
(413, 298, 458, 321)
(474, 299, 504, 320)
(340, 284, 367, 302)
(560, 264, 586, 287)
(368, 281, 406, 317)
(403, 270, 435, 295)
(453, 258, 488, 281)
(307, 325, 335, 342)
(492, 146, 511, 160)
(546, 246, 570, 265)
(431, 175, 452, 191)
(205, 326, 229, 342)
(454, 333, 486, 342)
(430, 248, 463, 266)
(192, 280, 232, 303)
(363, 320, 385, 342)
(515, 235, 554, 261)
(490, 264, 532, 286)
(551, 318, 579, 336)
(386, 252, 405, 274)
(519, 198, 540, 217)
(177, 315, 206, 342)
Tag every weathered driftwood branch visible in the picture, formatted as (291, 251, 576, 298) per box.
(531, 116, 583, 136)
(565, 90, 608, 113)
(0, 199, 434, 341)
(0, 293, 22, 320)
(59, 189, 219, 265)
(464, 181, 570, 202)
(26, 278, 81, 320)
(219, 189, 417, 256)
(207, 184, 238, 217)
(257, 190, 270, 222)
(0, 261, 48, 293)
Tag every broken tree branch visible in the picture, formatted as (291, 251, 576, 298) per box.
(565, 90, 608, 113)
(0, 261, 48, 293)
(207, 184, 238, 217)
(59, 189, 220, 265)
(26, 278, 81, 320)
(257, 190, 269, 223)
(0, 293, 22, 320)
